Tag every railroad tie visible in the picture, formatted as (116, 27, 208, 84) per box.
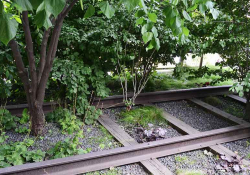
(160, 109, 250, 166)
(98, 115, 173, 175)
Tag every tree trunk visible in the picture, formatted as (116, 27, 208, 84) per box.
(199, 54, 204, 68)
(180, 56, 184, 67)
(245, 98, 250, 120)
(9, 0, 78, 136)
(30, 103, 45, 135)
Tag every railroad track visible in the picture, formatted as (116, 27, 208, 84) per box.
(1, 85, 250, 175)
(6, 85, 231, 115)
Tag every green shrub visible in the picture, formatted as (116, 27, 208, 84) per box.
(0, 133, 45, 168)
(19, 108, 29, 124)
(46, 108, 83, 134)
(47, 131, 88, 159)
(15, 126, 30, 134)
(0, 108, 19, 130)
(204, 96, 222, 106)
(84, 106, 102, 125)
(120, 106, 166, 127)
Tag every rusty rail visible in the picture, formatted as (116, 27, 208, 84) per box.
(1, 125, 250, 175)
(5, 86, 231, 116)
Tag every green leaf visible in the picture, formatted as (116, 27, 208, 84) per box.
(148, 13, 157, 23)
(13, 0, 33, 11)
(29, 0, 43, 10)
(34, 8, 52, 29)
(84, 5, 95, 18)
(210, 8, 219, 19)
(182, 10, 192, 21)
(99, 1, 115, 19)
(182, 27, 189, 36)
(142, 32, 153, 44)
(172, 0, 179, 5)
(147, 37, 160, 51)
(187, 4, 197, 12)
(141, 22, 153, 34)
(136, 17, 144, 25)
(139, 0, 147, 14)
(151, 26, 158, 37)
(0, 12, 18, 45)
(182, 0, 188, 8)
(135, 10, 145, 17)
(80, 0, 84, 10)
(199, 4, 206, 15)
(34, 0, 65, 28)
(123, 0, 140, 12)
(173, 16, 181, 28)
(45, 0, 66, 17)
(205, 1, 214, 9)
(154, 38, 160, 50)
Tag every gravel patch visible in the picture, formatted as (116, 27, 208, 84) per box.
(103, 107, 181, 143)
(158, 149, 236, 175)
(201, 96, 246, 119)
(155, 100, 233, 132)
(84, 163, 149, 175)
(223, 138, 250, 161)
(5, 122, 120, 152)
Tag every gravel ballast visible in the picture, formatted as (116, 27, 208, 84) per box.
(155, 100, 233, 132)
(158, 149, 237, 175)
(223, 138, 250, 161)
(6, 122, 120, 152)
(201, 96, 246, 119)
(84, 164, 149, 175)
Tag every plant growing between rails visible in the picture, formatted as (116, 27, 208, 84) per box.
(116, 49, 157, 111)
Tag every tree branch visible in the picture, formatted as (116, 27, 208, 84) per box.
(61, 0, 79, 19)
(36, 0, 78, 103)
(9, 40, 31, 104)
(38, 28, 51, 84)
(22, 11, 37, 99)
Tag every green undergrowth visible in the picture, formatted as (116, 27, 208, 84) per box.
(120, 106, 166, 127)
(46, 107, 83, 134)
(85, 168, 121, 175)
(107, 68, 234, 95)
(203, 96, 245, 118)
(176, 169, 205, 175)
(88, 125, 119, 150)
(224, 106, 245, 118)
(0, 107, 111, 168)
(204, 96, 222, 107)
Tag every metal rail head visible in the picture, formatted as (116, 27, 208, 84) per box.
(1, 125, 250, 175)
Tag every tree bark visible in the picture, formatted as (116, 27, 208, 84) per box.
(245, 97, 250, 120)
(8, 0, 79, 136)
(199, 54, 204, 68)
(30, 102, 45, 135)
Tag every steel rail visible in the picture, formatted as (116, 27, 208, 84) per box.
(93, 85, 231, 108)
(5, 102, 58, 116)
(1, 125, 250, 175)
(5, 86, 231, 115)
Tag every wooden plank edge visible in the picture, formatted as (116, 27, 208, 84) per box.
(188, 98, 250, 126)
(227, 94, 247, 104)
(98, 115, 173, 175)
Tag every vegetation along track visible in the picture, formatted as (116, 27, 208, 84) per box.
(2, 85, 250, 175)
